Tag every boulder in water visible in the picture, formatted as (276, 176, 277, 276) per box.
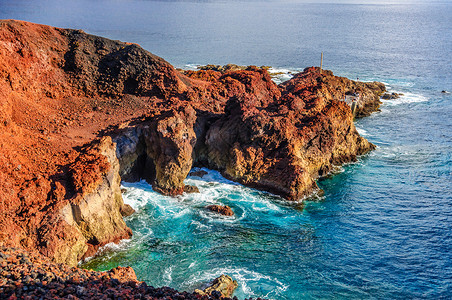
(381, 92, 403, 100)
(194, 274, 238, 298)
(189, 170, 208, 178)
(206, 205, 234, 216)
(183, 185, 200, 193)
(120, 204, 135, 217)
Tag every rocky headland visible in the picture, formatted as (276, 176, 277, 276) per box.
(0, 20, 385, 297)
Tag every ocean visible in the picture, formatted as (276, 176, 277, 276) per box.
(1, 0, 451, 298)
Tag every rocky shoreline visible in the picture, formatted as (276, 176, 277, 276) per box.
(0, 20, 385, 298)
(0, 247, 245, 299)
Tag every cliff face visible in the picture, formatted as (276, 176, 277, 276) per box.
(56, 137, 132, 265)
(0, 20, 178, 265)
(202, 68, 380, 200)
(0, 20, 385, 264)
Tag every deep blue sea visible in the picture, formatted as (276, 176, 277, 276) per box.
(1, 1, 451, 298)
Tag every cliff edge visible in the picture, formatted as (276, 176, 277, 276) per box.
(0, 20, 385, 266)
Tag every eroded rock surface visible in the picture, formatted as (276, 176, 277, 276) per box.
(195, 275, 239, 298)
(0, 20, 385, 267)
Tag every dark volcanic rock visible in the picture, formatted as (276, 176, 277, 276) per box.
(381, 92, 403, 100)
(189, 170, 208, 178)
(0, 247, 244, 300)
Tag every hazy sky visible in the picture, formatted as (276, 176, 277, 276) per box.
(230, 0, 446, 3)
(280, 0, 442, 3)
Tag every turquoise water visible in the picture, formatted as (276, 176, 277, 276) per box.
(1, 1, 451, 298)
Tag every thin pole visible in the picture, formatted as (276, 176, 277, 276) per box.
(320, 52, 323, 73)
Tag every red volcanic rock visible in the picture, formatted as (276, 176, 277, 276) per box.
(0, 20, 385, 267)
(280, 67, 385, 117)
(206, 205, 234, 216)
(0, 20, 187, 264)
(205, 67, 380, 200)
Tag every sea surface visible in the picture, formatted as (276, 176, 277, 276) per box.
(1, 1, 451, 299)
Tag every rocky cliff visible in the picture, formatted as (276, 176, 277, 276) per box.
(0, 20, 385, 266)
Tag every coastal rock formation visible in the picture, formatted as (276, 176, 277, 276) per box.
(206, 205, 235, 216)
(0, 20, 385, 268)
(381, 92, 403, 100)
(57, 137, 132, 264)
(279, 68, 385, 118)
(0, 247, 241, 300)
(202, 67, 382, 200)
(195, 275, 239, 298)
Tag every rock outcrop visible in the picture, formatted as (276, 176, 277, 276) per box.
(0, 20, 385, 267)
(201, 67, 382, 200)
(57, 137, 132, 264)
(206, 205, 235, 216)
(195, 275, 239, 298)
(381, 92, 404, 100)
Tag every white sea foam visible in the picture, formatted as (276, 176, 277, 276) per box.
(99, 239, 132, 253)
(79, 238, 133, 265)
(121, 180, 155, 210)
(183, 64, 201, 70)
(267, 67, 300, 84)
(190, 220, 210, 231)
(382, 91, 428, 106)
(163, 266, 173, 285)
(355, 126, 369, 137)
(187, 168, 286, 210)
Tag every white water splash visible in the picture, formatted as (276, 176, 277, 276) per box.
(78, 238, 133, 265)
(382, 91, 428, 106)
(267, 67, 301, 84)
(355, 126, 369, 137)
